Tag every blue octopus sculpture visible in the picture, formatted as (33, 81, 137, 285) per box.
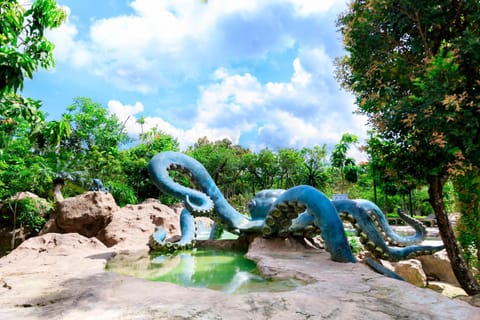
(148, 151, 443, 264)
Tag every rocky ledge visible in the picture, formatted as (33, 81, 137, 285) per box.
(1, 192, 479, 319)
(0, 233, 478, 320)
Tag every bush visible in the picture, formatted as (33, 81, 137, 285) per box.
(107, 181, 138, 207)
(3, 197, 51, 233)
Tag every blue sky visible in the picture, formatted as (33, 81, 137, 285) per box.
(22, 0, 368, 159)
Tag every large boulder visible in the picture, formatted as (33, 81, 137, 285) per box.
(39, 192, 183, 253)
(0, 233, 114, 308)
(96, 199, 181, 252)
(41, 191, 119, 238)
(392, 259, 427, 287)
(417, 250, 460, 287)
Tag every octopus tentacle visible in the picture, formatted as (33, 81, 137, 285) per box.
(247, 189, 320, 238)
(148, 151, 443, 273)
(148, 151, 250, 231)
(149, 208, 196, 252)
(352, 199, 426, 246)
(289, 210, 320, 238)
(333, 199, 444, 261)
(263, 185, 356, 263)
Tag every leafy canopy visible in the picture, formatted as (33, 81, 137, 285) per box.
(1, 0, 66, 94)
(336, 0, 480, 181)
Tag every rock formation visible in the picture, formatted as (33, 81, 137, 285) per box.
(41, 191, 118, 237)
(0, 192, 478, 319)
(0, 233, 478, 319)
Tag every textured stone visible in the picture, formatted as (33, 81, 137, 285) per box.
(417, 250, 460, 286)
(41, 191, 118, 237)
(428, 281, 468, 298)
(392, 259, 427, 287)
(96, 199, 180, 252)
(0, 234, 478, 319)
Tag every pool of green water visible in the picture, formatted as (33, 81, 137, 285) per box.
(107, 249, 305, 294)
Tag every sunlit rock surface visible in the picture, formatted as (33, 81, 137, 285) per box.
(0, 233, 478, 319)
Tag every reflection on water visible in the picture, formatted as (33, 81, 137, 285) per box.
(107, 249, 305, 294)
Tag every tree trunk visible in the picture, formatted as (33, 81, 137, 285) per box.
(53, 182, 64, 202)
(428, 176, 480, 295)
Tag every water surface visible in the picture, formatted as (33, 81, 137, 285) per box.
(107, 248, 305, 294)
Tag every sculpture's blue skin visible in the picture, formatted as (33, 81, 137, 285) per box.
(247, 189, 284, 221)
(288, 199, 430, 248)
(332, 199, 443, 261)
(352, 199, 426, 247)
(150, 208, 196, 251)
(261, 185, 356, 262)
(148, 151, 250, 231)
(91, 179, 109, 192)
(148, 151, 443, 263)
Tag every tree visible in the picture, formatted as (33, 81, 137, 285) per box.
(365, 134, 419, 213)
(29, 97, 131, 200)
(454, 168, 480, 273)
(276, 148, 304, 189)
(337, 0, 480, 294)
(1, 0, 66, 94)
(300, 145, 329, 191)
(59, 97, 130, 179)
(120, 127, 179, 202)
(330, 133, 359, 193)
(187, 137, 248, 198)
(0, 101, 48, 198)
(0, 0, 66, 199)
(251, 148, 277, 191)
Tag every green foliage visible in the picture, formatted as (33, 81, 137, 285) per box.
(228, 193, 252, 216)
(337, 0, 480, 293)
(39, 97, 131, 195)
(0, 0, 67, 199)
(330, 133, 359, 193)
(59, 97, 130, 168)
(276, 148, 304, 189)
(186, 139, 332, 202)
(187, 137, 249, 198)
(0, 96, 51, 198)
(345, 230, 363, 255)
(107, 181, 138, 207)
(337, 0, 480, 180)
(299, 145, 329, 191)
(4, 197, 51, 233)
(454, 168, 480, 273)
(120, 128, 180, 203)
(0, 0, 66, 94)
(241, 148, 276, 193)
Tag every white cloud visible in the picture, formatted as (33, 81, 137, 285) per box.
(47, 0, 369, 160)
(46, 7, 92, 68)
(292, 0, 345, 16)
(108, 49, 369, 161)
(48, 0, 347, 92)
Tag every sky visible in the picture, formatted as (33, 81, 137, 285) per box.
(22, 0, 369, 160)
